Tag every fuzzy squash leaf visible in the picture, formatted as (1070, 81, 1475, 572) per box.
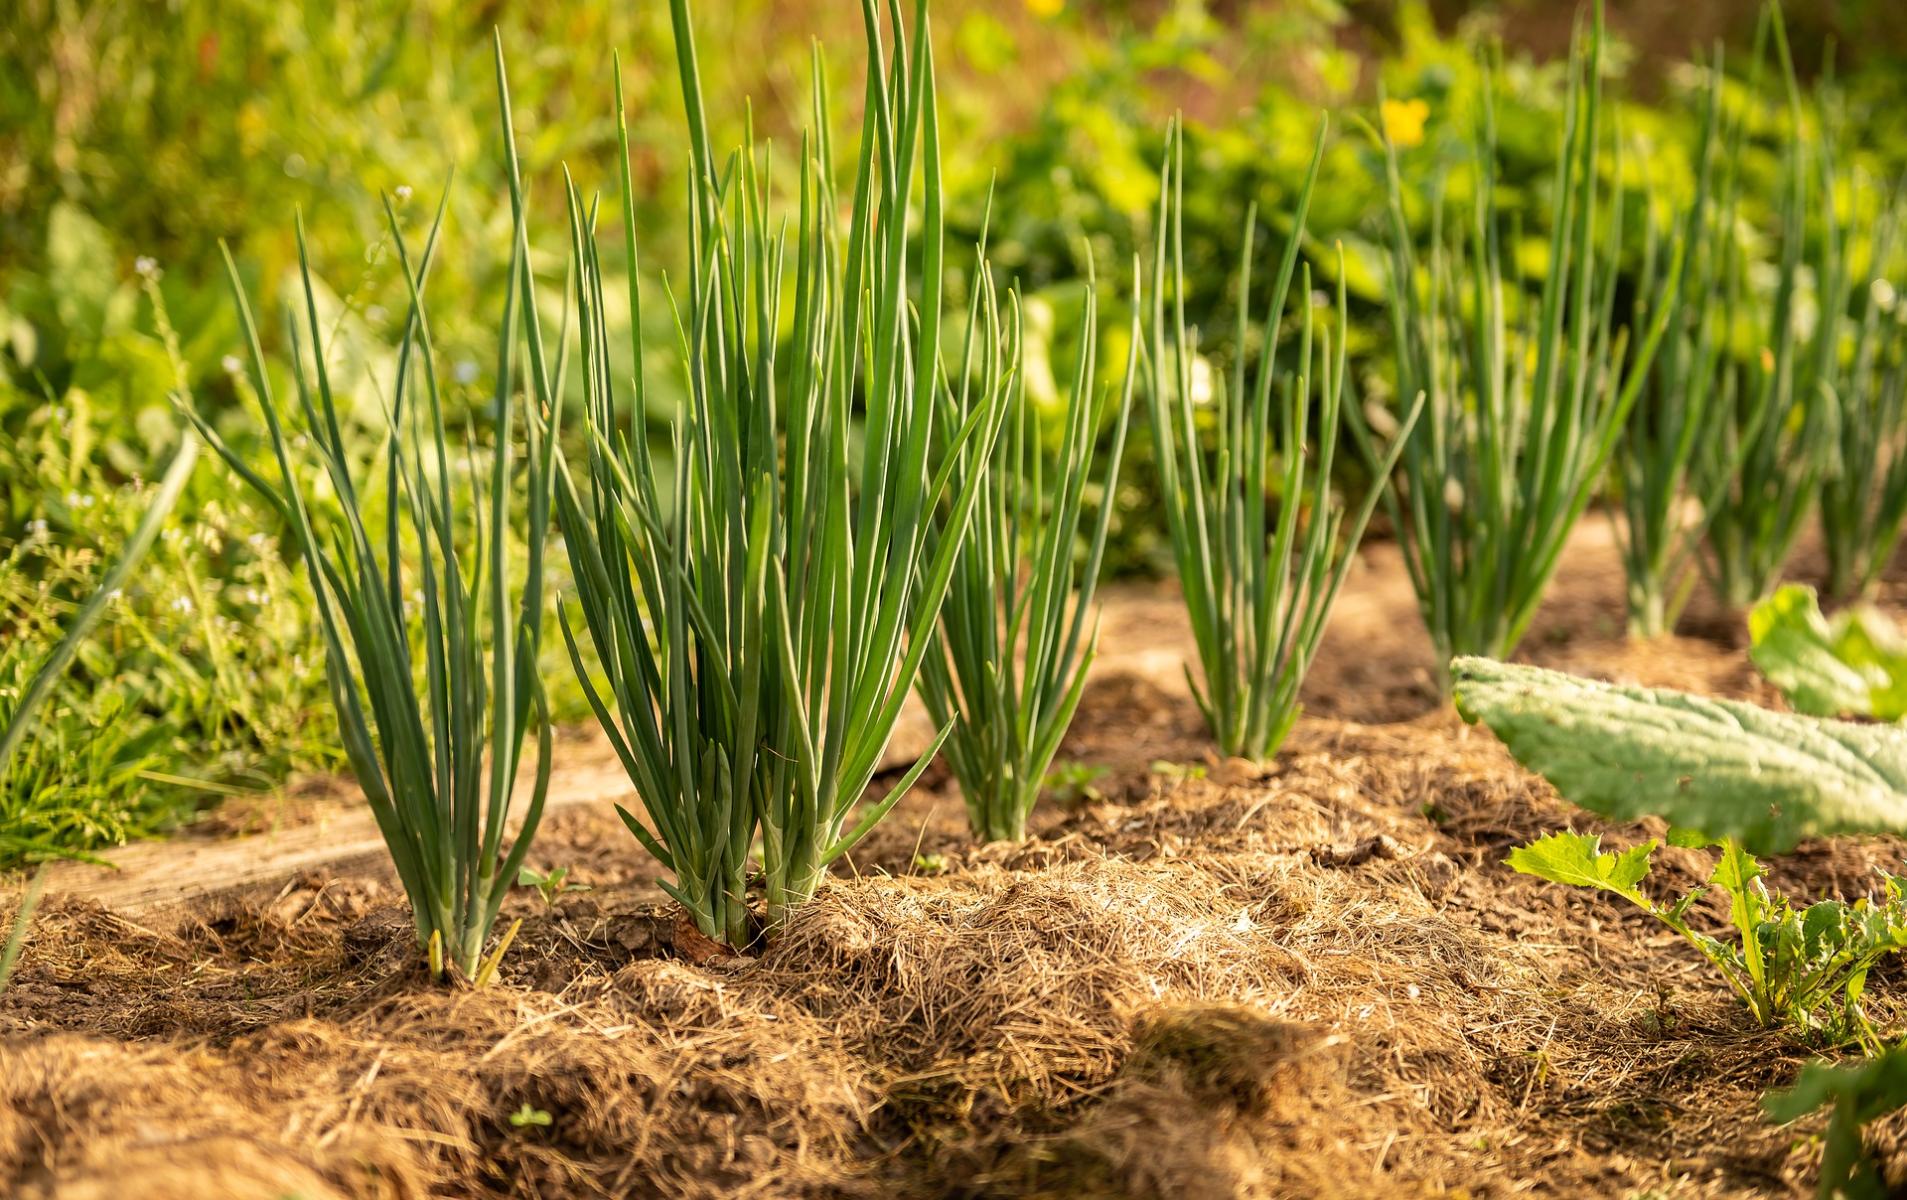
(1451, 657, 1907, 854)
(1505, 830, 1655, 903)
(1749, 585, 1907, 721)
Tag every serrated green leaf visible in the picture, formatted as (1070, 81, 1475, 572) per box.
(1505, 830, 1656, 902)
(1452, 657, 1907, 854)
(1750, 584, 1907, 721)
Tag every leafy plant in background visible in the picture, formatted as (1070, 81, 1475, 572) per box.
(188, 58, 558, 980)
(0, 391, 200, 994)
(552, 0, 1006, 946)
(1509, 830, 1907, 1051)
(1749, 584, 1907, 721)
(1354, 4, 1678, 693)
(916, 237, 1136, 843)
(1148, 118, 1419, 759)
(0, 233, 338, 865)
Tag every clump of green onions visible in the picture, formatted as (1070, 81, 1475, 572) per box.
(1816, 101, 1907, 600)
(1356, 3, 1676, 692)
(188, 46, 557, 981)
(916, 240, 1137, 843)
(1614, 48, 1746, 639)
(1820, 201, 1907, 601)
(1148, 119, 1417, 760)
(551, 0, 1006, 946)
(1697, 6, 1840, 611)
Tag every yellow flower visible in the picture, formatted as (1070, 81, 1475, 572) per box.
(1025, 0, 1064, 16)
(1380, 97, 1430, 149)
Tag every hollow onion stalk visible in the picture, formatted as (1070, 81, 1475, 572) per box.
(1615, 47, 1752, 639)
(1698, 6, 1841, 611)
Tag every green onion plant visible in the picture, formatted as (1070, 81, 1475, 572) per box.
(1355, 3, 1677, 691)
(550, 0, 1007, 947)
(915, 243, 1137, 843)
(1148, 119, 1418, 759)
(1818, 99, 1907, 600)
(187, 50, 557, 981)
(1614, 48, 1754, 638)
(1697, 8, 1841, 611)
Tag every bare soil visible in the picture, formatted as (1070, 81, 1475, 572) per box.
(4, 512, 1907, 1199)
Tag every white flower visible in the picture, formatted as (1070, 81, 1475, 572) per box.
(134, 256, 160, 280)
(1873, 278, 1898, 314)
(454, 360, 479, 385)
(170, 595, 194, 614)
(366, 304, 388, 325)
(395, 185, 414, 202)
(222, 354, 244, 375)
(26, 519, 48, 539)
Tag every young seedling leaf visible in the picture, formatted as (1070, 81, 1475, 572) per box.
(1453, 656, 1907, 854)
(1505, 830, 1655, 903)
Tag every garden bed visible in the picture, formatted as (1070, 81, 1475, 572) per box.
(3, 515, 1903, 1199)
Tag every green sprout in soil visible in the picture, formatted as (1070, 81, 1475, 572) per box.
(517, 865, 586, 907)
(1510, 830, 1907, 1051)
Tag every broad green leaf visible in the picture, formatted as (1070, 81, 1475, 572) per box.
(1749, 584, 1907, 721)
(1506, 830, 1655, 902)
(1452, 657, 1907, 854)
